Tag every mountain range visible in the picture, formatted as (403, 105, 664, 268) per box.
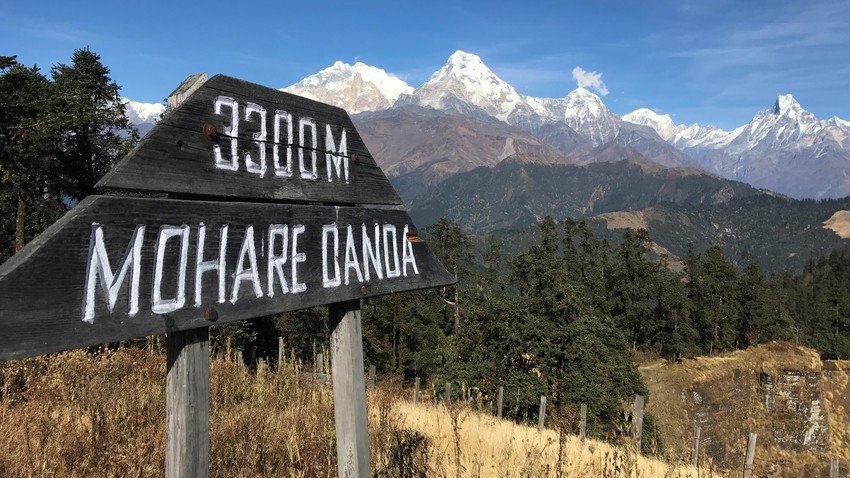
(120, 52, 850, 272)
(275, 50, 850, 200)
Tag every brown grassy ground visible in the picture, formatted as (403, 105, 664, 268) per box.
(0, 348, 729, 477)
(642, 341, 849, 477)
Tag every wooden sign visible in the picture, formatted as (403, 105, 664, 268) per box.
(1, 72, 452, 478)
(0, 195, 451, 360)
(97, 75, 401, 205)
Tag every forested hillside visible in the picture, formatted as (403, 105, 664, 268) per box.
(400, 158, 762, 231)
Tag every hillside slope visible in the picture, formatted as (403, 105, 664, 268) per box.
(403, 158, 763, 232)
(642, 342, 850, 477)
(592, 196, 850, 273)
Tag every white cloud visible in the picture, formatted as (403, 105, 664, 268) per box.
(571, 66, 609, 96)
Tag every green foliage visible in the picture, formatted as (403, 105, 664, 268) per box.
(52, 48, 137, 202)
(0, 48, 137, 262)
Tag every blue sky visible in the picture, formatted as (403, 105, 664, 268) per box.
(2, 0, 848, 129)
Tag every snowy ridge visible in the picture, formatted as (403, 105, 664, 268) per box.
(282, 61, 413, 114)
(122, 98, 165, 124)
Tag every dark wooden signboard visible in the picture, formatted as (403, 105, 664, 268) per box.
(97, 75, 401, 205)
(0, 195, 451, 360)
(0, 74, 451, 361)
(0, 73, 450, 478)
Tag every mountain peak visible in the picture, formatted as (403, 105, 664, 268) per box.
(773, 94, 803, 115)
(409, 50, 524, 121)
(283, 60, 412, 113)
(567, 87, 600, 99)
(447, 50, 484, 65)
(622, 108, 678, 140)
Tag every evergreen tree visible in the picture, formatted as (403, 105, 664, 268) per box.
(52, 48, 137, 202)
(0, 58, 62, 259)
(425, 218, 473, 329)
(685, 245, 741, 353)
(739, 262, 791, 346)
(608, 229, 662, 348)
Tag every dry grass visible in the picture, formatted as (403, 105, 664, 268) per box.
(823, 210, 850, 238)
(395, 400, 717, 477)
(642, 341, 849, 477)
(0, 347, 732, 477)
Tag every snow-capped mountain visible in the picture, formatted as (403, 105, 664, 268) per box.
(663, 95, 850, 198)
(120, 50, 850, 198)
(621, 108, 678, 140)
(122, 98, 165, 136)
(622, 108, 738, 150)
(282, 61, 412, 114)
(397, 50, 539, 123)
(549, 87, 620, 145)
(398, 51, 657, 150)
(727, 94, 847, 154)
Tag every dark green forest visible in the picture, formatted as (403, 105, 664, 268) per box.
(3, 50, 850, 448)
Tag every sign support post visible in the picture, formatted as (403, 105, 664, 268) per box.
(329, 300, 371, 478)
(166, 327, 210, 478)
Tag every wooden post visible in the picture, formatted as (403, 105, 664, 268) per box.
(444, 381, 452, 403)
(538, 396, 546, 432)
(329, 300, 371, 478)
(497, 386, 504, 419)
(692, 426, 701, 467)
(236, 352, 244, 369)
(830, 456, 839, 478)
(743, 432, 757, 478)
(316, 352, 325, 380)
(278, 336, 284, 369)
(367, 364, 376, 390)
(579, 403, 587, 443)
(414, 376, 421, 405)
(633, 394, 644, 453)
(166, 328, 210, 478)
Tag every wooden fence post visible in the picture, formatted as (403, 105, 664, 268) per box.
(329, 300, 371, 478)
(278, 336, 284, 369)
(166, 328, 210, 478)
(444, 381, 452, 403)
(633, 394, 644, 453)
(579, 403, 587, 443)
(316, 352, 327, 384)
(236, 351, 244, 369)
(538, 396, 546, 432)
(743, 432, 757, 478)
(367, 365, 376, 390)
(830, 456, 839, 478)
(497, 386, 504, 419)
(692, 426, 701, 467)
(414, 377, 420, 405)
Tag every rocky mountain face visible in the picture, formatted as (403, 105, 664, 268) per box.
(643, 343, 849, 475)
(352, 105, 567, 184)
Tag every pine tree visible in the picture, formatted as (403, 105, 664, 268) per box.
(52, 48, 137, 202)
(0, 58, 62, 259)
(608, 229, 661, 349)
(425, 218, 473, 329)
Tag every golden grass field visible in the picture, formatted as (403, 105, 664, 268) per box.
(0, 347, 733, 477)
